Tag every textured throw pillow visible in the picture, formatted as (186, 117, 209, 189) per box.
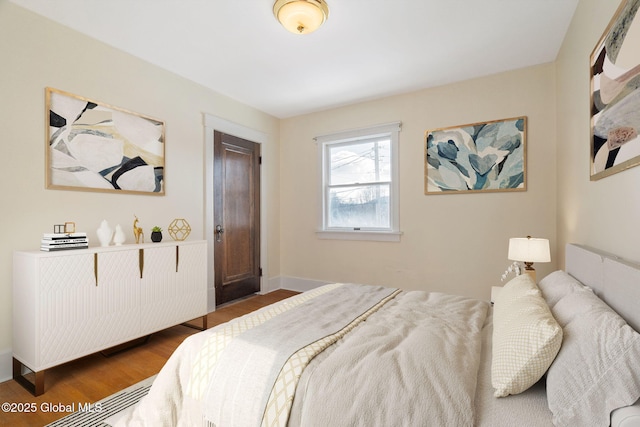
(492, 274, 563, 397)
(538, 270, 585, 309)
(546, 288, 640, 427)
(546, 286, 598, 328)
(496, 273, 540, 303)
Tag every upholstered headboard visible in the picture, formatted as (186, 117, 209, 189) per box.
(565, 243, 640, 332)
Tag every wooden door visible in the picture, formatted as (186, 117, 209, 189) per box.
(213, 131, 261, 305)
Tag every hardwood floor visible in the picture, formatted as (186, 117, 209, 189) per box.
(0, 289, 299, 427)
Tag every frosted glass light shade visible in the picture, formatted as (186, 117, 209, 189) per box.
(508, 237, 551, 263)
(274, 0, 329, 34)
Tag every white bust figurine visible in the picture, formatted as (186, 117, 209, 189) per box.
(97, 220, 113, 247)
(113, 224, 126, 246)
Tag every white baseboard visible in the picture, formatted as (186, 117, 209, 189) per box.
(260, 275, 282, 294)
(261, 276, 330, 294)
(279, 276, 332, 293)
(0, 349, 12, 383)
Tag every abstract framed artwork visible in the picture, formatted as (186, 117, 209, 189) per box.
(590, 0, 640, 181)
(424, 116, 526, 194)
(46, 87, 165, 195)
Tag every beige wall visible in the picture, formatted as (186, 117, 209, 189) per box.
(280, 64, 558, 300)
(0, 2, 280, 360)
(4, 0, 638, 383)
(556, 0, 640, 265)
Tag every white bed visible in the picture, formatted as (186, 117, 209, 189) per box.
(112, 244, 640, 427)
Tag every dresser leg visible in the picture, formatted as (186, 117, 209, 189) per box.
(181, 314, 208, 331)
(202, 314, 208, 330)
(13, 358, 44, 396)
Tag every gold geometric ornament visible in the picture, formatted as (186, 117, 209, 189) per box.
(168, 218, 191, 241)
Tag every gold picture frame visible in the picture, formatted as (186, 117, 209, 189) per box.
(424, 116, 527, 194)
(46, 87, 165, 195)
(590, 0, 640, 180)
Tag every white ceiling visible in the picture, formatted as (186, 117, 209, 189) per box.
(10, 0, 579, 118)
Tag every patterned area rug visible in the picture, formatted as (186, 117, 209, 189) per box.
(45, 375, 155, 427)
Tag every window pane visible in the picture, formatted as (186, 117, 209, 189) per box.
(328, 184, 390, 228)
(329, 139, 390, 185)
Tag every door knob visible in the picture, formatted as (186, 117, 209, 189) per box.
(215, 225, 224, 242)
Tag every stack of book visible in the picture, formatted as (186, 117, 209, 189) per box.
(41, 232, 89, 251)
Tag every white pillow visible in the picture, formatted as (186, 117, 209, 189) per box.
(496, 273, 540, 302)
(492, 274, 563, 397)
(492, 274, 541, 328)
(538, 270, 586, 309)
(546, 288, 640, 426)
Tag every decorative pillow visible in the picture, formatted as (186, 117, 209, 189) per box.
(491, 274, 563, 397)
(546, 288, 640, 427)
(496, 273, 540, 304)
(547, 286, 598, 328)
(493, 273, 542, 328)
(538, 270, 586, 309)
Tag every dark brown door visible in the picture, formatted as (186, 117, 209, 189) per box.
(213, 131, 261, 305)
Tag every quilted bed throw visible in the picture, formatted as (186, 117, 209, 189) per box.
(203, 283, 401, 427)
(286, 290, 489, 427)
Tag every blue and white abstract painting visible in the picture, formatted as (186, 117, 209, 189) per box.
(424, 117, 526, 194)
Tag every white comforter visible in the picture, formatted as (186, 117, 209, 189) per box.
(115, 284, 489, 427)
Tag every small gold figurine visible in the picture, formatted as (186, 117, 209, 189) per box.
(133, 215, 144, 244)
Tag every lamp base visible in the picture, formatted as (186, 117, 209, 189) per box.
(523, 265, 536, 282)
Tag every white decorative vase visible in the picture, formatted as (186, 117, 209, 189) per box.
(97, 220, 113, 247)
(113, 224, 126, 246)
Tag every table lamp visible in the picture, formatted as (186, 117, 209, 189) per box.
(508, 236, 550, 281)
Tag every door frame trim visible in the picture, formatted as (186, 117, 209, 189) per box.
(204, 114, 268, 312)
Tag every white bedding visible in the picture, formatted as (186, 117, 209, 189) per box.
(204, 284, 400, 426)
(114, 283, 553, 427)
(474, 309, 552, 427)
(287, 287, 488, 427)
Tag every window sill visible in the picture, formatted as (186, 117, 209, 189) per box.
(316, 230, 402, 242)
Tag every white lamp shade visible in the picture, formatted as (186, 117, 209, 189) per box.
(508, 237, 550, 263)
(274, 0, 328, 34)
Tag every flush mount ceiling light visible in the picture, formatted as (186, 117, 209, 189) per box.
(273, 0, 329, 35)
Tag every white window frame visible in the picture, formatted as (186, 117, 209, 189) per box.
(314, 122, 402, 242)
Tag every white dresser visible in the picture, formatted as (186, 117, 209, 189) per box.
(12, 240, 207, 395)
